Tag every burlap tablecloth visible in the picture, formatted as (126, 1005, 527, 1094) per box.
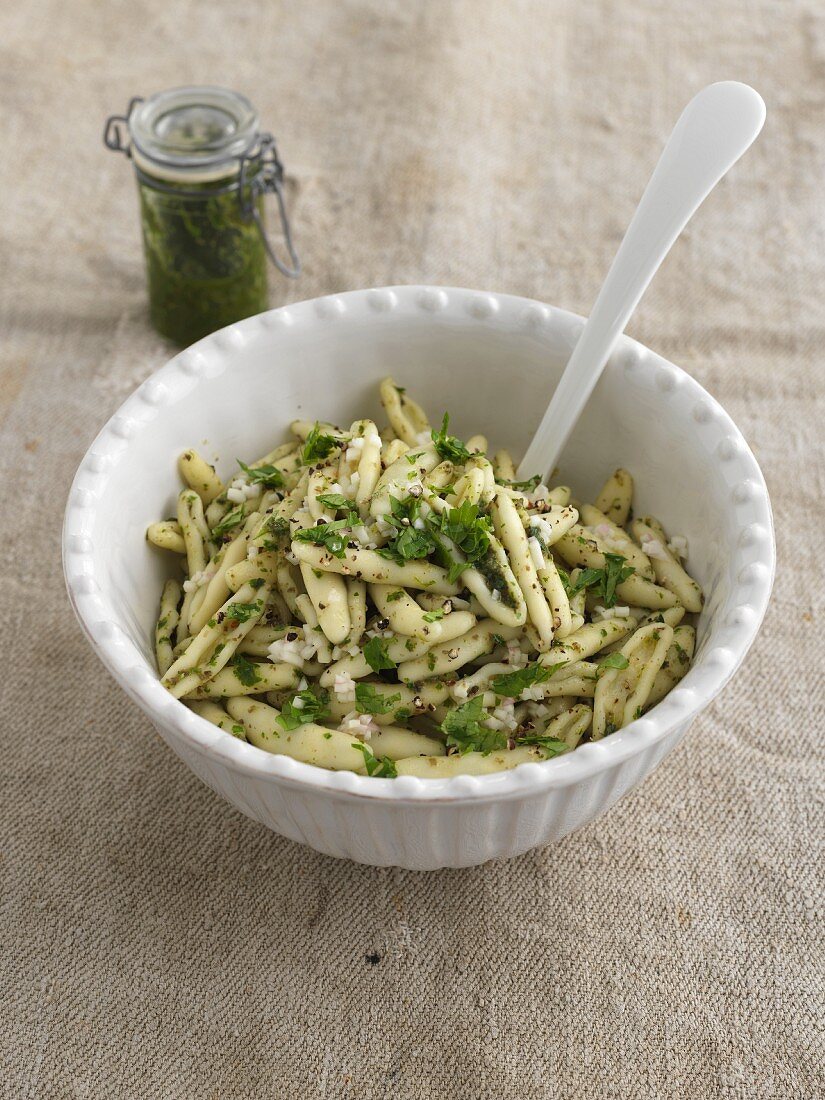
(2, 1, 822, 1096)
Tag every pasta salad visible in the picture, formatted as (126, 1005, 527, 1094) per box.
(148, 379, 702, 778)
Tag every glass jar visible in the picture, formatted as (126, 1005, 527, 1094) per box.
(105, 87, 299, 346)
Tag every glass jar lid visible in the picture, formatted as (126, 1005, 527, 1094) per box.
(129, 86, 259, 175)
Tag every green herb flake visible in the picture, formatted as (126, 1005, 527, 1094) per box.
(352, 742, 398, 778)
(441, 696, 505, 755)
(258, 514, 291, 549)
(375, 495, 434, 564)
(277, 687, 330, 731)
(363, 637, 396, 673)
(499, 474, 541, 492)
(212, 505, 246, 539)
(602, 553, 634, 607)
(490, 661, 566, 699)
(431, 412, 471, 464)
(301, 424, 339, 465)
(385, 589, 406, 603)
(516, 733, 569, 755)
(355, 683, 401, 715)
(231, 653, 263, 686)
(224, 601, 262, 624)
(422, 608, 445, 623)
(294, 514, 358, 558)
(237, 460, 284, 489)
(559, 554, 635, 608)
(316, 492, 354, 511)
(596, 652, 630, 677)
(433, 500, 492, 582)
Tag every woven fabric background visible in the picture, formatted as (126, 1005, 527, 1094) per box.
(1, 1, 823, 1097)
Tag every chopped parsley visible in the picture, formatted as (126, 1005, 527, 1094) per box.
(237, 460, 284, 489)
(559, 553, 635, 608)
(277, 687, 330, 731)
(433, 501, 492, 581)
(596, 652, 630, 676)
(376, 495, 433, 563)
(212, 504, 246, 539)
(231, 723, 246, 738)
(376, 494, 492, 583)
(490, 661, 565, 699)
(355, 683, 401, 715)
(257, 514, 291, 548)
(516, 733, 569, 755)
(431, 412, 471, 463)
(224, 601, 262, 624)
(499, 474, 541, 492)
(316, 492, 354, 511)
(293, 514, 359, 558)
(602, 553, 634, 606)
(385, 589, 406, 603)
(441, 697, 506, 755)
(301, 424, 340, 465)
(352, 742, 398, 778)
(422, 608, 445, 623)
(363, 637, 396, 672)
(231, 653, 263, 686)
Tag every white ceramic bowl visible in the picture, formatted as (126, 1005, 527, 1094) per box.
(63, 287, 774, 869)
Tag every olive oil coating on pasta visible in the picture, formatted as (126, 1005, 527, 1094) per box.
(148, 379, 702, 777)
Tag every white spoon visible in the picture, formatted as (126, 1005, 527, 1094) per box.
(518, 81, 766, 480)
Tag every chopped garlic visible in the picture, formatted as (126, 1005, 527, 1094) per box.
(226, 478, 259, 504)
(668, 534, 688, 558)
(267, 638, 305, 668)
(339, 711, 376, 740)
(506, 640, 528, 669)
(182, 567, 214, 593)
(452, 680, 470, 702)
(333, 672, 357, 701)
(527, 535, 545, 571)
(592, 605, 631, 622)
(520, 685, 545, 702)
(641, 537, 669, 561)
(529, 515, 554, 545)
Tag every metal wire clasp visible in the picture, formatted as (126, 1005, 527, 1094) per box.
(239, 134, 301, 279)
(103, 98, 144, 156)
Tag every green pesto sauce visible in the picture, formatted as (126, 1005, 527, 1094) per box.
(138, 171, 268, 346)
(475, 550, 518, 610)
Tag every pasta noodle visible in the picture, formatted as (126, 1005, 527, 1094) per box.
(149, 378, 702, 777)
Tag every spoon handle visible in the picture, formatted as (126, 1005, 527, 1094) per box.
(518, 81, 765, 480)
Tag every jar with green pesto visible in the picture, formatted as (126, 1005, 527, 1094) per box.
(105, 87, 300, 346)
